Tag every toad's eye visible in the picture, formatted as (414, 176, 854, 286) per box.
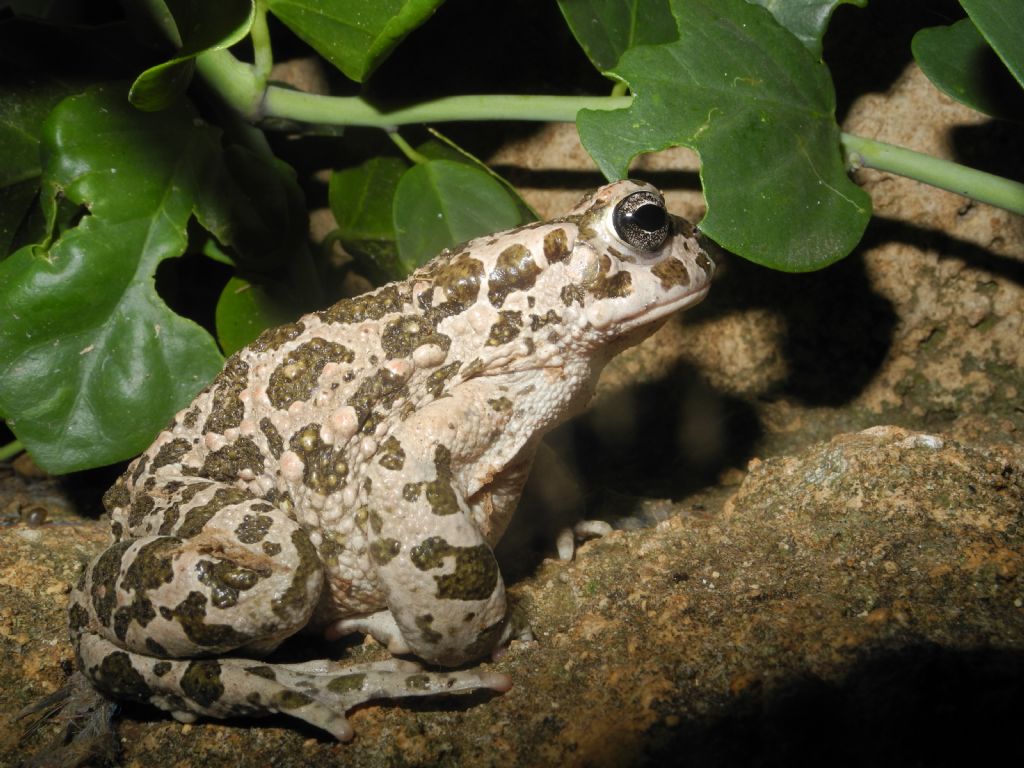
(612, 191, 670, 252)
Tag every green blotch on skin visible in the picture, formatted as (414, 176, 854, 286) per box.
(416, 613, 442, 644)
(317, 284, 407, 325)
(378, 435, 405, 471)
(405, 673, 432, 690)
(113, 536, 181, 639)
(327, 673, 366, 693)
(425, 446, 460, 516)
(488, 396, 512, 412)
(163, 591, 253, 649)
(529, 309, 561, 331)
(260, 417, 285, 459)
(587, 255, 633, 299)
(275, 690, 314, 709)
(651, 257, 691, 290)
(288, 423, 349, 495)
(267, 337, 355, 410)
(488, 243, 541, 308)
(369, 537, 401, 565)
(181, 659, 225, 707)
(271, 529, 322, 621)
(245, 665, 277, 680)
(235, 513, 274, 544)
(251, 320, 305, 352)
(177, 486, 256, 538)
(102, 480, 131, 512)
(203, 356, 250, 434)
(89, 541, 134, 627)
(424, 361, 462, 398)
(197, 438, 265, 484)
(544, 227, 571, 263)
(381, 314, 451, 359)
(151, 438, 192, 470)
(486, 311, 523, 346)
(410, 536, 499, 601)
(127, 494, 155, 528)
(347, 368, 410, 430)
(420, 252, 484, 324)
(93, 651, 152, 701)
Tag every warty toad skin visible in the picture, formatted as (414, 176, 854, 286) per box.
(69, 180, 715, 740)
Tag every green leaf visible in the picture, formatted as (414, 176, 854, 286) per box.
(130, 0, 255, 111)
(557, 0, 678, 72)
(215, 276, 297, 355)
(419, 129, 540, 223)
(329, 155, 408, 284)
(0, 85, 225, 473)
(960, 0, 1024, 90)
(913, 17, 1024, 121)
(747, 0, 866, 57)
(0, 74, 77, 256)
(577, 0, 871, 271)
(266, 0, 443, 82)
(393, 160, 523, 272)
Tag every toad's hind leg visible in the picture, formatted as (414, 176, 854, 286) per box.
(74, 631, 511, 741)
(70, 476, 511, 739)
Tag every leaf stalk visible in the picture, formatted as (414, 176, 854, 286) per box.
(841, 133, 1024, 215)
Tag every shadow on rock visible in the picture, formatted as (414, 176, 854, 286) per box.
(711, 249, 897, 407)
(645, 644, 1024, 768)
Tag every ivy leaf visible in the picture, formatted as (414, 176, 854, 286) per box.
(329, 155, 408, 284)
(557, 0, 677, 72)
(215, 276, 297, 355)
(577, 0, 870, 271)
(0, 73, 78, 256)
(266, 0, 443, 82)
(747, 0, 865, 57)
(0, 85, 225, 473)
(419, 129, 539, 223)
(913, 17, 1024, 121)
(393, 160, 523, 273)
(130, 0, 255, 111)
(960, 0, 1024, 90)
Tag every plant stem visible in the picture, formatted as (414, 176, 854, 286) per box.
(388, 132, 429, 164)
(250, 0, 273, 86)
(194, 50, 1024, 214)
(842, 133, 1024, 215)
(0, 440, 23, 463)
(196, 49, 261, 117)
(261, 88, 630, 126)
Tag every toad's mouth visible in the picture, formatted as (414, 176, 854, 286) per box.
(585, 282, 711, 332)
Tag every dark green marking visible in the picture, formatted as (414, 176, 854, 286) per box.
(180, 659, 225, 707)
(410, 537, 499, 601)
(488, 243, 541, 308)
(486, 311, 523, 347)
(198, 438, 265, 483)
(151, 438, 192, 470)
(203, 356, 250, 434)
(651, 257, 691, 289)
(377, 435, 405, 471)
(288, 424, 349, 495)
(267, 337, 355, 410)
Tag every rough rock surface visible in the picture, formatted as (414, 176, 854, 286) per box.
(3, 4, 1023, 766)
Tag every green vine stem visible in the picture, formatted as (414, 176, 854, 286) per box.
(195, 50, 1024, 216)
(250, 0, 273, 86)
(842, 133, 1024, 215)
(0, 440, 23, 463)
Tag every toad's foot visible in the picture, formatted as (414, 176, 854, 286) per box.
(78, 633, 510, 741)
(556, 519, 614, 561)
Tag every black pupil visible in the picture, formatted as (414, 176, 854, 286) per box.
(629, 203, 666, 232)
